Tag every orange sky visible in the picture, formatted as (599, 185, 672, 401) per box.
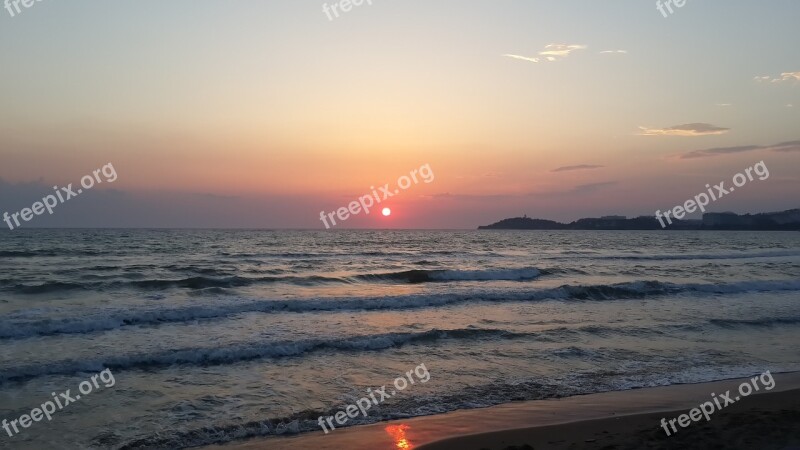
(0, 1, 798, 228)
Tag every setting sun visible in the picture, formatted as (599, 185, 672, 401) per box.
(382, 207, 391, 217)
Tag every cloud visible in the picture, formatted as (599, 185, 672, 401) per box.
(551, 164, 604, 172)
(771, 140, 800, 152)
(679, 140, 800, 159)
(638, 123, 730, 137)
(599, 50, 627, 54)
(754, 72, 800, 83)
(503, 44, 586, 64)
(503, 54, 545, 63)
(539, 44, 587, 57)
(681, 145, 762, 159)
(716, 103, 733, 107)
(0, 178, 332, 228)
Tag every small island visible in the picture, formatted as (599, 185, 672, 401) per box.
(478, 209, 800, 231)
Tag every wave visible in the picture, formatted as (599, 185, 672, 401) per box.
(3, 275, 351, 294)
(126, 275, 349, 290)
(110, 362, 797, 449)
(1, 267, 546, 294)
(596, 249, 800, 261)
(14, 282, 88, 294)
(0, 249, 102, 257)
(2, 279, 799, 340)
(354, 267, 542, 283)
(0, 328, 524, 383)
(1, 323, 700, 383)
(709, 316, 800, 328)
(217, 250, 449, 258)
(0, 250, 48, 257)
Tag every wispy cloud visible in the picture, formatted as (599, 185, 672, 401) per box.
(754, 72, 800, 83)
(680, 140, 800, 159)
(638, 123, 730, 137)
(551, 164, 604, 172)
(680, 145, 762, 159)
(771, 140, 800, 152)
(503, 54, 547, 63)
(504, 44, 586, 64)
(539, 44, 587, 57)
(599, 50, 627, 54)
(716, 103, 733, 107)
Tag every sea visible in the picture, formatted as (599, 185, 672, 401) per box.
(1, 229, 799, 449)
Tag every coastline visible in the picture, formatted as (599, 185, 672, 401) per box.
(476, 209, 800, 231)
(203, 372, 800, 450)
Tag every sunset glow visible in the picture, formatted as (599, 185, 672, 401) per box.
(0, 2, 797, 230)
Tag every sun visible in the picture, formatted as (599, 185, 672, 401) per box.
(382, 207, 392, 217)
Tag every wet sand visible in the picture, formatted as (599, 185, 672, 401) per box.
(205, 372, 800, 450)
(420, 385, 800, 450)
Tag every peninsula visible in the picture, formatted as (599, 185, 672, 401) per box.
(478, 209, 800, 231)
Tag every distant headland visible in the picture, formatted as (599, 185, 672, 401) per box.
(478, 209, 800, 231)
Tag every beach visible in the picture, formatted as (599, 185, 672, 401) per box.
(206, 373, 800, 450)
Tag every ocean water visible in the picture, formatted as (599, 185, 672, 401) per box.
(1, 229, 799, 449)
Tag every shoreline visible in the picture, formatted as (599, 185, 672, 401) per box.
(203, 371, 800, 450)
(420, 380, 800, 450)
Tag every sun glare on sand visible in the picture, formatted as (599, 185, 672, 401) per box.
(382, 207, 392, 216)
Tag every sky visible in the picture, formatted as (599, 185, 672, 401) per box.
(0, 0, 798, 229)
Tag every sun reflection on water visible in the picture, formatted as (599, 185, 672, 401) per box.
(385, 424, 413, 449)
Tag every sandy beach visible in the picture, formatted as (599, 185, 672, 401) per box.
(204, 372, 800, 450)
(420, 380, 800, 450)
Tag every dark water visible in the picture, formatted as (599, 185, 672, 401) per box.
(1, 229, 799, 449)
